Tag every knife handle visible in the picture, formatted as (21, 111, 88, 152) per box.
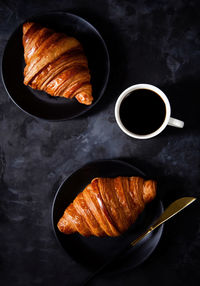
(131, 197, 196, 248)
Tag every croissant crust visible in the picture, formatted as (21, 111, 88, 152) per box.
(57, 176, 156, 237)
(23, 22, 93, 105)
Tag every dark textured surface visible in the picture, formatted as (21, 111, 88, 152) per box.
(0, 0, 200, 285)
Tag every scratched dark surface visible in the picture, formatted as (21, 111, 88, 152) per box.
(0, 0, 200, 285)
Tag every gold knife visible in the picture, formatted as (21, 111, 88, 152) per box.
(131, 197, 196, 247)
(84, 197, 196, 285)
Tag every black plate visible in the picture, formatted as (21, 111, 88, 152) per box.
(52, 159, 163, 275)
(1, 12, 110, 120)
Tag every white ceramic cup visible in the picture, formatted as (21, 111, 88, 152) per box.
(115, 84, 184, 139)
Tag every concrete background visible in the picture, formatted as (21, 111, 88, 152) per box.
(0, 0, 200, 285)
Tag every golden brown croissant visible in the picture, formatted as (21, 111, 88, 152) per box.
(23, 22, 93, 105)
(57, 176, 156, 237)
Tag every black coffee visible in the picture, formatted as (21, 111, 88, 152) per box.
(119, 89, 166, 135)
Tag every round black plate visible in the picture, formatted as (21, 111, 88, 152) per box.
(52, 159, 163, 273)
(1, 12, 110, 120)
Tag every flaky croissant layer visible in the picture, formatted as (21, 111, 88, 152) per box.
(23, 22, 93, 105)
(57, 176, 156, 237)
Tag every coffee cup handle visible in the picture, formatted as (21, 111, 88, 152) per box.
(168, 117, 184, 128)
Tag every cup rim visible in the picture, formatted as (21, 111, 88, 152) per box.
(115, 83, 171, 139)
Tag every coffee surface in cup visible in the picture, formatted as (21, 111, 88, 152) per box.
(119, 89, 166, 135)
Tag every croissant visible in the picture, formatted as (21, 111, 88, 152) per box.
(22, 22, 93, 105)
(57, 176, 156, 237)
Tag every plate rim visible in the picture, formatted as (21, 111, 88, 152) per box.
(51, 159, 163, 271)
(1, 11, 110, 121)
